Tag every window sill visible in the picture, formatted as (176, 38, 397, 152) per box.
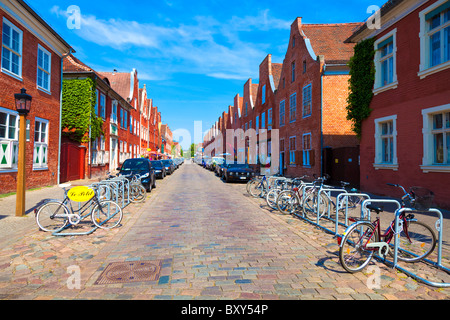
(420, 165, 450, 173)
(373, 163, 399, 171)
(373, 81, 398, 95)
(33, 167, 49, 171)
(37, 86, 51, 95)
(1, 69, 23, 82)
(418, 61, 450, 79)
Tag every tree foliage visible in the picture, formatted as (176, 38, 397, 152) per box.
(347, 37, 376, 139)
(62, 78, 104, 143)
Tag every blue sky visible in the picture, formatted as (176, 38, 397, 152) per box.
(27, 0, 385, 150)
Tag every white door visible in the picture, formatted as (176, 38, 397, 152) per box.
(111, 138, 118, 170)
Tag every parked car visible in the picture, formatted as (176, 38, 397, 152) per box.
(150, 160, 167, 179)
(161, 159, 175, 175)
(211, 157, 225, 172)
(118, 158, 156, 191)
(215, 161, 227, 177)
(222, 163, 256, 183)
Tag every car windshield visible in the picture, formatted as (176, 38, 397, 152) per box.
(149, 161, 162, 168)
(161, 160, 172, 165)
(227, 164, 250, 169)
(121, 159, 148, 172)
(213, 158, 225, 164)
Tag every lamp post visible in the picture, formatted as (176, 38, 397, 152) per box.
(14, 88, 32, 217)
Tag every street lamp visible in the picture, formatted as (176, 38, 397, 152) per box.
(14, 88, 32, 217)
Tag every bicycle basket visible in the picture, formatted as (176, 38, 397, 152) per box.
(410, 187, 434, 210)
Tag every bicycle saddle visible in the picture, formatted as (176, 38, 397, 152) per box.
(367, 204, 383, 214)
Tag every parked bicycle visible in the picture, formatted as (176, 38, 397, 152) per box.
(302, 179, 363, 221)
(338, 184, 437, 273)
(35, 183, 123, 233)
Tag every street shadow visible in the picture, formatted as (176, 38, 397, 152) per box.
(315, 251, 348, 274)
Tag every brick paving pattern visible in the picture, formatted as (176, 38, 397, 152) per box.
(0, 163, 449, 300)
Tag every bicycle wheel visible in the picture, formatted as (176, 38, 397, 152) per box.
(302, 192, 328, 221)
(91, 200, 123, 229)
(266, 188, 281, 210)
(36, 201, 70, 233)
(339, 222, 379, 273)
(247, 180, 263, 198)
(130, 184, 147, 203)
(392, 220, 436, 263)
(276, 190, 300, 214)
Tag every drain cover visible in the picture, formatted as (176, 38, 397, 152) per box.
(95, 261, 162, 285)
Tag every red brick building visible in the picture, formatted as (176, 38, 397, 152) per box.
(62, 54, 134, 181)
(98, 69, 142, 165)
(348, 0, 450, 208)
(204, 18, 361, 183)
(276, 19, 361, 181)
(0, 0, 72, 193)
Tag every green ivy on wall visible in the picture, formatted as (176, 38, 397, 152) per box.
(346, 37, 376, 139)
(62, 78, 104, 143)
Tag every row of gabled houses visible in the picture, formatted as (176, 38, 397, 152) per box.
(0, 0, 177, 194)
(203, 0, 450, 209)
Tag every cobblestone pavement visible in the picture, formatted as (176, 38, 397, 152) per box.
(0, 163, 449, 300)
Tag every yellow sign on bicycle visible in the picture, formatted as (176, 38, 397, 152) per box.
(68, 186, 95, 203)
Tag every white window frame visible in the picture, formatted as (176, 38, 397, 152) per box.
(289, 93, 297, 123)
(289, 136, 296, 165)
(0, 107, 19, 170)
(37, 45, 51, 93)
(1, 18, 23, 80)
(373, 29, 398, 95)
(374, 115, 398, 170)
(302, 133, 312, 167)
(262, 85, 266, 104)
(100, 92, 106, 119)
(279, 100, 286, 127)
(111, 100, 118, 124)
(421, 103, 450, 173)
(33, 118, 49, 170)
(302, 84, 312, 118)
(418, 0, 450, 79)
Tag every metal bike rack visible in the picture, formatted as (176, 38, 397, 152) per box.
(335, 193, 371, 235)
(393, 207, 450, 288)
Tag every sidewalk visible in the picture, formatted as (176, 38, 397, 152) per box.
(0, 177, 103, 244)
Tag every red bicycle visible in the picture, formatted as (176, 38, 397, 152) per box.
(338, 184, 437, 273)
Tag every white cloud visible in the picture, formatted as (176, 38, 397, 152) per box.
(52, 6, 290, 80)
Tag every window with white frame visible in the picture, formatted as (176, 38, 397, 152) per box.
(279, 100, 285, 127)
(256, 115, 259, 134)
(37, 45, 51, 92)
(289, 93, 297, 122)
(1, 18, 22, 78)
(422, 104, 450, 172)
(303, 133, 312, 166)
(303, 84, 312, 117)
(374, 115, 398, 169)
(419, 0, 450, 78)
(111, 100, 118, 124)
(268, 108, 273, 130)
(0, 107, 19, 169)
(34, 118, 49, 169)
(289, 136, 296, 165)
(261, 112, 265, 130)
(100, 93, 106, 119)
(262, 85, 266, 104)
(374, 29, 398, 93)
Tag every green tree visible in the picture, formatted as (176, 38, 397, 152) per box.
(346, 37, 376, 139)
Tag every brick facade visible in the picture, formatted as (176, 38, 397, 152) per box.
(0, 2, 72, 193)
(349, 0, 450, 208)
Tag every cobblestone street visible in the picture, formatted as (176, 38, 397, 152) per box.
(0, 162, 449, 301)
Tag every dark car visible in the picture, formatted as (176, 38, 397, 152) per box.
(215, 161, 227, 177)
(150, 160, 167, 179)
(118, 158, 156, 191)
(222, 163, 256, 182)
(161, 159, 175, 175)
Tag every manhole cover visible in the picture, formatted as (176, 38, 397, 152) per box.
(95, 261, 162, 285)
